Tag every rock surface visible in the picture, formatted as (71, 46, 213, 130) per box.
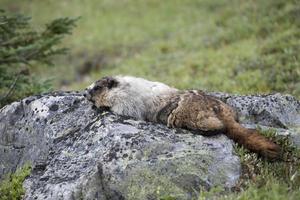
(209, 92, 300, 146)
(0, 91, 299, 200)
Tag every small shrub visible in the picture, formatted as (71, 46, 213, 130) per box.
(0, 10, 78, 108)
(0, 165, 31, 200)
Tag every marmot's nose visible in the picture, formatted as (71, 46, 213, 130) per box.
(83, 89, 92, 99)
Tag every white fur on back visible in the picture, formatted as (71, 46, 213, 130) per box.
(107, 76, 178, 120)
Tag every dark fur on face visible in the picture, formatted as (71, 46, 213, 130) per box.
(84, 76, 119, 108)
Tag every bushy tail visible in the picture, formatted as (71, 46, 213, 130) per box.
(222, 116, 281, 160)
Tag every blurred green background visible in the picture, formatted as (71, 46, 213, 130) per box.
(1, 0, 299, 97)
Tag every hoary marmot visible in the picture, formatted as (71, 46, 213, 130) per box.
(84, 76, 281, 160)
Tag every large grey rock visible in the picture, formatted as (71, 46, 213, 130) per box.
(0, 91, 299, 200)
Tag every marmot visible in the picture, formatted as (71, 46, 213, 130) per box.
(84, 76, 281, 160)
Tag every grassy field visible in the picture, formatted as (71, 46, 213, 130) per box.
(1, 0, 299, 97)
(1, 0, 299, 199)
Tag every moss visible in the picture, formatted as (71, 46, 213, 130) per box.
(0, 165, 31, 200)
(225, 177, 300, 200)
(121, 151, 217, 199)
(122, 168, 187, 200)
(160, 196, 178, 200)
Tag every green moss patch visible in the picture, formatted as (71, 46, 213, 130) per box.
(0, 165, 31, 200)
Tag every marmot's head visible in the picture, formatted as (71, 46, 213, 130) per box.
(84, 76, 119, 109)
(85, 75, 177, 119)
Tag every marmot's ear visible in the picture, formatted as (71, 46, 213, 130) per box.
(106, 77, 118, 89)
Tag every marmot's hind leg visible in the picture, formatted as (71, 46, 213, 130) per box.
(167, 92, 281, 160)
(168, 112, 226, 136)
(167, 93, 226, 136)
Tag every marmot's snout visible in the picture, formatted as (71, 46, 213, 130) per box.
(83, 88, 95, 103)
(84, 76, 119, 105)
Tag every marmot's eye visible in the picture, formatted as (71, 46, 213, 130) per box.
(94, 86, 101, 91)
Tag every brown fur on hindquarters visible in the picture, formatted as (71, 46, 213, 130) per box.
(168, 92, 281, 160)
(85, 76, 282, 161)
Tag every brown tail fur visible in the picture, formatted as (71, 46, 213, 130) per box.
(225, 119, 281, 160)
(219, 106, 281, 160)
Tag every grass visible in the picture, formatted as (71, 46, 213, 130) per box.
(227, 129, 300, 200)
(0, 0, 299, 199)
(0, 0, 299, 97)
(195, 129, 300, 200)
(0, 165, 31, 200)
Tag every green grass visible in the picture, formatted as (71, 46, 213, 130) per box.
(0, 0, 299, 97)
(0, 165, 31, 200)
(227, 129, 300, 200)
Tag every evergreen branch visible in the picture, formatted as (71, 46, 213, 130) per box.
(0, 71, 21, 102)
(0, 10, 78, 107)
